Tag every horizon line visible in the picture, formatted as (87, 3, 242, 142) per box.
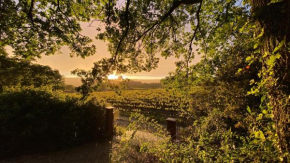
(64, 75, 166, 80)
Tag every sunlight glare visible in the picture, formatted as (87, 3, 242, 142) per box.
(108, 74, 118, 80)
(122, 75, 127, 79)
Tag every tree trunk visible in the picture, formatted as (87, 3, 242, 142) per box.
(250, 0, 290, 161)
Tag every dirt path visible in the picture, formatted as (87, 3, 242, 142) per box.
(0, 141, 111, 163)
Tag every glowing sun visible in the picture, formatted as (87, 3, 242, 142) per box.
(108, 74, 118, 80)
(107, 74, 127, 80)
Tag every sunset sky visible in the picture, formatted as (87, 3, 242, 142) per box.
(8, 21, 201, 80)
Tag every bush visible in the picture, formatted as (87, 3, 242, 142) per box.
(111, 84, 281, 162)
(0, 89, 106, 159)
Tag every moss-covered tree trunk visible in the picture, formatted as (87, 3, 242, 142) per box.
(250, 0, 290, 161)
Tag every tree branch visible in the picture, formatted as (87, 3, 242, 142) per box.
(186, 1, 203, 79)
(107, 0, 112, 25)
(135, 0, 202, 42)
(27, 0, 35, 26)
(113, 0, 131, 62)
(56, 0, 85, 37)
(188, 1, 203, 56)
(112, 0, 202, 69)
(207, 2, 230, 41)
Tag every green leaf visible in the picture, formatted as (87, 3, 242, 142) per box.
(255, 28, 264, 39)
(269, 0, 283, 5)
(262, 110, 267, 114)
(261, 95, 266, 103)
(273, 39, 285, 54)
(247, 106, 252, 114)
(267, 55, 278, 66)
(254, 43, 259, 49)
(239, 21, 248, 32)
(246, 55, 253, 62)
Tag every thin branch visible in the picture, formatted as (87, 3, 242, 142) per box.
(198, 26, 208, 75)
(186, 1, 203, 79)
(107, 0, 112, 25)
(56, 0, 85, 37)
(198, 26, 207, 56)
(206, 3, 229, 41)
(27, 0, 35, 26)
(135, 0, 202, 42)
(112, 0, 131, 62)
(88, 18, 103, 27)
(87, 6, 105, 27)
(187, 0, 202, 71)
(170, 14, 179, 26)
(188, 1, 202, 56)
(111, 0, 201, 70)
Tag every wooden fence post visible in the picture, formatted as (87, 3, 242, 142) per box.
(106, 107, 114, 138)
(166, 118, 176, 141)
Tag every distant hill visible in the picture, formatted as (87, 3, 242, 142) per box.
(127, 80, 162, 89)
(64, 78, 82, 87)
(129, 79, 160, 83)
(64, 77, 161, 88)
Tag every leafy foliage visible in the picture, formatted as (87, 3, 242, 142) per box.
(0, 88, 106, 159)
(0, 0, 99, 58)
(0, 55, 64, 92)
(109, 86, 280, 162)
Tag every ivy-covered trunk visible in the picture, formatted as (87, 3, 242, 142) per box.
(250, 0, 290, 161)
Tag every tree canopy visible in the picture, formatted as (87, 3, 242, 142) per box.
(0, 55, 64, 92)
(0, 0, 101, 58)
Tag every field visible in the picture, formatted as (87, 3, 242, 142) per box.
(90, 89, 189, 120)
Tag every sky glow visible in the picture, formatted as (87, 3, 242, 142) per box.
(108, 74, 119, 80)
(6, 21, 201, 80)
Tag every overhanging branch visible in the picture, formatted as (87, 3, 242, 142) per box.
(113, 0, 131, 62)
(135, 0, 202, 42)
(27, 0, 35, 26)
(186, 1, 203, 79)
(189, 1, 203, 55)
(112, 0, 202, 69)
(56, 0, 84, 37)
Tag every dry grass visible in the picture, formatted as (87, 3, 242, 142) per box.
(111, 130, 164, 163)
(120, 130, 161, 142)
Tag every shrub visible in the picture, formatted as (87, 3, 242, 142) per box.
(0, 89, 105, 158)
